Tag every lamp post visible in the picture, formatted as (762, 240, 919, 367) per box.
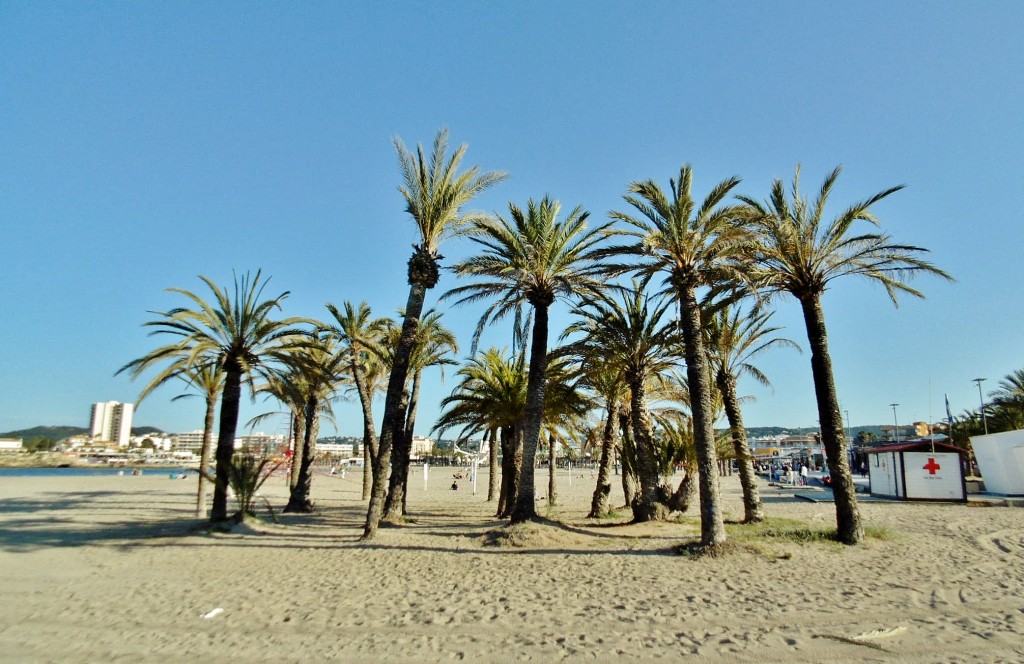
(972, 378, 988, 435)
(890, 403, 900, 443)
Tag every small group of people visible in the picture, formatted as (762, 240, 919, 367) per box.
(767, 462, 810, 486)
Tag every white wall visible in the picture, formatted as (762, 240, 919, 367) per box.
(971, 430, 1024, 495)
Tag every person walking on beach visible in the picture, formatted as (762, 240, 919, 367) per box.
(800, 464, 808, 486)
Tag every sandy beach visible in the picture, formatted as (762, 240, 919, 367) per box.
(1, 468, 1022, 663)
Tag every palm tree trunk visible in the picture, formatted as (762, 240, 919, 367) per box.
(679, 288, 726, 547)
(386, 372, 421, 520)
(487, 427, 499, 502)
(383, 389, 411, 520)
(351, 358, 378, 501)
(363, 279, 428, 540)
(718, 371, 764, 523)
(800, 296, 863, 544)
(547, 433, 557, 507)
(497, 425, 517, 517)
(620, 416, 638, 509)
(289, 410, 305, 491)
(628, 375, 667, 522)
(211, 364, 242, 523)
(195, 393, 217, 518)
(286, 397, 318, 513)
(511, 302, 550, 523)
(588, 402, 618, 518)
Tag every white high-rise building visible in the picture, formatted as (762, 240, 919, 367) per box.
(90, 401, 134, 448)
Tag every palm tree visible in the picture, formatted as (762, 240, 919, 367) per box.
(447, 196, 610, 523)
(275, 333, 347, 513)
(988, 369, 1024, 432)
(118, 356, 223, 518)
(384, 309, 458, 520)
(605, 165, 750, 547)
(434, 347, 527, 512)
(122, 271, 309, 524)
(322, 301, 391, 500)
(704, 302, 798, 523)
(364, 129, 505, 540)
(740, 166, 953, 544)
(537, 354, 593, 507)
(580, 360, 627, 518)
(562, 282, 683, 521)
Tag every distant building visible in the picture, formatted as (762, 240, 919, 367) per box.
(172, 431, 206, 452)
(90, 401, 134, 448)
(318, 442, 354, 458)
(411, 436, 434, 459)
(0, 438, 23, 453)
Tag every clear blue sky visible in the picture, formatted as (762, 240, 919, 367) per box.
(2, 2, 1021, 438)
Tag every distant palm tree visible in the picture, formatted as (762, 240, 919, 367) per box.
(435, 347, 527, 512)
(447, 196, 610, 523)
(269, 333, 346, 513)
(740, 166, 953, 544)
(118, 356, 223, 518)
(562, 282, 682, 521)
(122, 271, 309, 524)
(579, 359, 627, 518)
(364, 129, 505, 540)
(322, 301, 391, 500)
(605, 165, 750, 547)
(704, 302, 798, 523)
(384, 309, 458, 520)
(988, 369, 1024, 432)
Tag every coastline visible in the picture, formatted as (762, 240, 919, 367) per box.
(1, 469, 1022, 662)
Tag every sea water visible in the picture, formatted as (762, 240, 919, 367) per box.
(0, 467, 192, 478)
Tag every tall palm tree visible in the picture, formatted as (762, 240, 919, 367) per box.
(118, 356, 223, 518)
(447, 196, 610, 523)
(384, 309, 458, 520)
(704, 302, 798, 523)
(605, 165, 751, 547)
(364, 129, 506, 540)
(122, 271, 309, 524)
(739, 166, 953, 544)
(562, 282, 682, 521)
(322, 301, 391, 500)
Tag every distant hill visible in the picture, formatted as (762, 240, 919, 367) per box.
(1, 424, 166, 445)
(0, 425, 87, 442)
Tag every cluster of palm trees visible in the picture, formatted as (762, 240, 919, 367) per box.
(951, 369, 1024, 445)
(122, 128, 951, 547)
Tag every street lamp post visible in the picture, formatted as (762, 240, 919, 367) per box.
(890, 403, 900, 443)
(973, 378, 988, 435)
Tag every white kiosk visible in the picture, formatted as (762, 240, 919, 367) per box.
(867, 441, 967, 502)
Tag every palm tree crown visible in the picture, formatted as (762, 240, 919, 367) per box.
(738, 166, 953, 302)
(446, 196, 611, 339)
(395, 128, 508, 287)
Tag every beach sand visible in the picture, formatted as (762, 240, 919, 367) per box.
(1, 468, 1022, 662)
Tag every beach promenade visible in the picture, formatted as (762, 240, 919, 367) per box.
(1, 468, 1021, 662)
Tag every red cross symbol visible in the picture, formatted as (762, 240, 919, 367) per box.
(923, 458, 941, 475)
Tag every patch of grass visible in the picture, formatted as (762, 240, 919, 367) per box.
(865, 524, 898, 541)
(724, 517, 899, 548)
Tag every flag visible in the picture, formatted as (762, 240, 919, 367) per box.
(945, 394, 953, 424)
